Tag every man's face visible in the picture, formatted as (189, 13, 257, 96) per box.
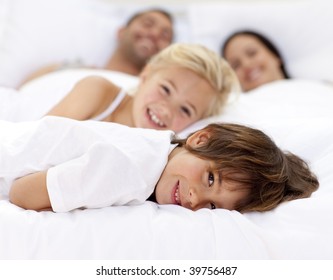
(118, 11, 173, 67)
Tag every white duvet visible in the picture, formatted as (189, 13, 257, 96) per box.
(1, 78, 333, 259)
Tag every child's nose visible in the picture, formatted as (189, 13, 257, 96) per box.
(158, 105, 172, 119)
(188, 186, 207, 211)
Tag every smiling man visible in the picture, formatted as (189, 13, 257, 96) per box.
(20, 8, 174, 86)
(107, 9, 174, 76)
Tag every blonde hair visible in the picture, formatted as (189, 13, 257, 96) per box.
(146, 43, 240, 116)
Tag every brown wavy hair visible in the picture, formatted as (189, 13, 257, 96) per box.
(172, 123, 319, 212)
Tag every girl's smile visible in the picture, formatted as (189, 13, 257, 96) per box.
(132, 66, 216, 132)
(146, 107, 167, 128)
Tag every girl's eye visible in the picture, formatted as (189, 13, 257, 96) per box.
(181, 106, 191, 117)
(208, 172, 214, 187)
(161, 85, 170, 95)
(210, 203, 216, 210)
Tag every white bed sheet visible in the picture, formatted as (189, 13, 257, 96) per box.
(1, 80, 333, 260)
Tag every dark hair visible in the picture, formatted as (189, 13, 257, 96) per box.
(126, 8, 173, 27)
(221, 30, 289, 79)
(172, 123, 318, 212)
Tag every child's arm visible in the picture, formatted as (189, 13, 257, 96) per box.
(46, 76, 120, 120)
(9, 171, 52, 211)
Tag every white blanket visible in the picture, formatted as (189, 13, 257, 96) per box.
(1, 80, 333, 259)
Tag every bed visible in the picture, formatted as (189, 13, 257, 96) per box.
(1, 0, 333, 260)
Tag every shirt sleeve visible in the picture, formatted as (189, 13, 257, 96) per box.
(46, 141, 152, 212)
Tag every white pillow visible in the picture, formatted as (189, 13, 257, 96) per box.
(178, 79, 333, 137)
(188, 0, 333, 82)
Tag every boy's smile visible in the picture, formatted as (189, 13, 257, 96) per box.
(171, 180, 180, 205)
(155, 131, 249, 211)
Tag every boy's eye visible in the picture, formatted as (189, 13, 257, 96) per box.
(208, 172, 216, 210)
(208, 172, 214, 187)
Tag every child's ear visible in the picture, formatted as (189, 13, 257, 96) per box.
(186, 130, 211, 148)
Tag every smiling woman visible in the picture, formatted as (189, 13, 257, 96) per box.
(221, 30, 288, 92)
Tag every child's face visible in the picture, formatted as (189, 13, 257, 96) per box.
(155, 131, 249, 211)
(132, 66, 217, 133)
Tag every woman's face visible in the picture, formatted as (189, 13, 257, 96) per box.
(224, 34, 285, 92)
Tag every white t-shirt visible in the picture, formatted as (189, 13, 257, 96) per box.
(0, 116, 175, 212)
